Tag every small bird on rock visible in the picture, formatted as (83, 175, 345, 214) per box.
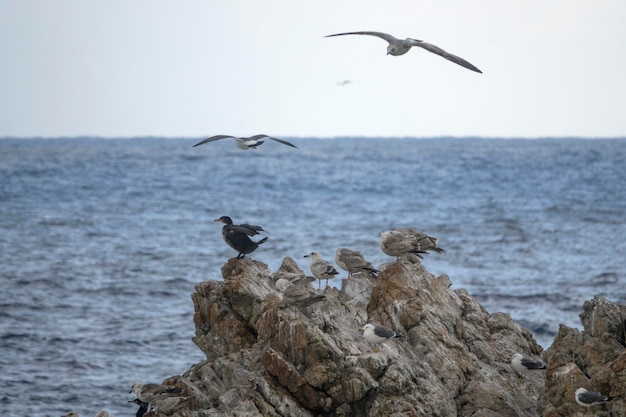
(304, 252, 339, 289)
(215, 215, 268, 259)
(129, 399, 149, 417)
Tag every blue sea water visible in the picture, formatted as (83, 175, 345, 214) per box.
(1, 137, 625, 416)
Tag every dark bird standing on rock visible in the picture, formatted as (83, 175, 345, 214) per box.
(215, 216, 268, 259)
(129, 399, 149, 417)
(380, 228, 445, 259)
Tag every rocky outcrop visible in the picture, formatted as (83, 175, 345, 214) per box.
(541, 296, 626, 417)
(153, 255, 548, 417)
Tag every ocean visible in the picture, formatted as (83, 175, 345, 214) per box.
(1, 137, 625, 416)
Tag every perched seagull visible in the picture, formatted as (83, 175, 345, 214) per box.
(275, 278, 326, 309)
(129, 382, 183, 405)
(324, 31, 482, 73)
(215, 215, 268, 259)
(360, 323, 403, 352)
(192, 134, 298, 150)
(129, 399, 149, 417)
(380, 228, 445, 260)
(575, 388, 621, 415)
(510, 353, 546, 382)
(334, 247, 378, 278)
(304, 252, 339, 289)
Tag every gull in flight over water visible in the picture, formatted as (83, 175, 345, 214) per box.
(192, 134, 298, 150)
(325, 31, 482, 73)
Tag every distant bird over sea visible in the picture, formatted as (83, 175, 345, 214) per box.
(215, 216, 268, 259)
(335, 247, 378, 278)
(510, 353, 546, 382)
(192, 134, 298, 150)
(575, 388, 621, 414)
(360, 323, 403, 351)
(380, 228, 445, 260)
(324, 31, 482, 73)
(304, 252, 339, 289)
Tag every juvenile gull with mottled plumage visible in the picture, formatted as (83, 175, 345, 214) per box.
(304, 252, 339, 289)
(335, 247, 378, 278)
(129, 381, 183, 405)
(380, 228, 445, 260)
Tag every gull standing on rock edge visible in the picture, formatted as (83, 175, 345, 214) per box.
(304, 252, 339, 289)
(510, 353, 546, 382)
(335, 247, 378, 278)
(192, 134, 298, 150)
(360, 323, 403, 352)
(324, 31, 482, 73)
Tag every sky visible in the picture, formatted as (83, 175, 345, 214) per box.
(1, 0, 626, 139)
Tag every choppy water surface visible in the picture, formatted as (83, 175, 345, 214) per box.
(1, 137, 625, 416)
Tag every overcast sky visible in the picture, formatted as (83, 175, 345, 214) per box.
(1, 0, 625, 138)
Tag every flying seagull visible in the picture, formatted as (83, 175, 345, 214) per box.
(510, 353, 546, 382)
(360, 323, 403, 352)
(324, 31, 482, 73)
(304, 252, 339, 289)
(192, 134, 298, 150)
(215, 215, 268, 259)
(575, 388, 621, 415)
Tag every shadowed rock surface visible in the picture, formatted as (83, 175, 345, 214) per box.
(154, 255, 549, 416)
(541, 296, 626, 417)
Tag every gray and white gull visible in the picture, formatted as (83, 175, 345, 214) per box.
(360, 323, 403, 352)
(510, 353, 546, 382)
(192, 134, 298, 150)
(575, 387, 621, 414)
(325, 31, 482, 73)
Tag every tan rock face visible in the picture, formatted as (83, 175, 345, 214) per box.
(167, 256, 548, 416)
(542, 296, 626, 417)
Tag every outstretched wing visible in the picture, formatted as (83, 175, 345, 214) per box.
(324, 31, 399, 43)
(192, 135, 236, 147)
(407, 40, 482, 73)
(249, 134, 298, 149)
